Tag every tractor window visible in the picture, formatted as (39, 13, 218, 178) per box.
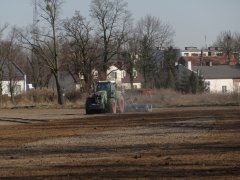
(111, 83, 116, 91)
(96, 83, 110, 92)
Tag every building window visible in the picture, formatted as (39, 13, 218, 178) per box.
(192, 53, 199, 57)
(133, 70, 137, 78)
(110, 72, 117, 79)
(15, 85, 21, 94)
(222, 86, 227, 93)
(122, 71, 126, 78)
(94, 71, 98, 78)
(216, 52, 223, 56)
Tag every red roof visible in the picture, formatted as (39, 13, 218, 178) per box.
(179, 53, 237, 66)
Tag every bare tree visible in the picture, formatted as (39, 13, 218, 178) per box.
(27, 49, 52, 88)
(90, 0, 132, 80)
(0, 24, 9, 103)
(17, 26, 52, 89)
(215, 31, 235, 63)
(0, 23, 8, 39)
(136, 15, 174, 88)
(0, 27, 25, 103)
(0, 24, 8, 103)
(63, 11, 97, 93)
(122, 31, 138, 89)
(234, 32, 240, 49)
(17, 0, 64, 105)
(137, 15, 174, 50)
(233, 32, 240, 61)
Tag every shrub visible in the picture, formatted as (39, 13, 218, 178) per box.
(13, 88, 56, 106)
(65, 91, 83, 102)
(29, 88, 56, 103)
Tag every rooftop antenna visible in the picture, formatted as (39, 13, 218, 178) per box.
(205, 35, 207, 49)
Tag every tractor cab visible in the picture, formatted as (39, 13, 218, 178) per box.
(96, 81, 116, 97)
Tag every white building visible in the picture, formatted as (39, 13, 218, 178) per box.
(180, 47, 224, 57)
(192, 65, 240, 93)
(107, 65, 143, 90)
(93, 65, 143, 90)
(0, 60, 27, 96)
(180, 47, 208, 57)
(177, 58, 240, 93)
(107, 65, 126, 85)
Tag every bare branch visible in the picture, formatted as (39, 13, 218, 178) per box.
(90, 0, 132, 80)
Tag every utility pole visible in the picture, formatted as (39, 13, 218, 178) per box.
(33, 0, 37, 27)
(32, 0, 39, 88)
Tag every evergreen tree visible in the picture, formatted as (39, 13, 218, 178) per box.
(154, 47, 178, 89)
(166, 69, 175, 89)
(178, 70, 206, 94)
(198, 74, 206, 93)
(179, 70, 190, 94)
(189, 72, 199, 94)
(138, 35, 154, 88)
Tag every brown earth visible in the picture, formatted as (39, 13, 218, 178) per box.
(0, 107, 239, 179)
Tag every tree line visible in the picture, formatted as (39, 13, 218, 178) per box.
(0, 0, 239, 105)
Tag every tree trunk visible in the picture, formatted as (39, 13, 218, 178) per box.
(143, 67, 147, 88)
(83, 74, 92, 94)
(99, 64, 108, 81)
(130, 73, 134, 89)
(9, 81, 14, 104)
(54, 73, 64, 105)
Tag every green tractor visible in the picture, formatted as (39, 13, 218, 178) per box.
(85, 81, 124, 114)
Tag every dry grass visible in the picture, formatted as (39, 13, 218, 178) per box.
(1, 88, 239, 109)
(0, 89, 86, 109)
(126, 89, 240, 107)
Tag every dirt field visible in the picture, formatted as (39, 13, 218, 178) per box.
(0, 106, 239, 179)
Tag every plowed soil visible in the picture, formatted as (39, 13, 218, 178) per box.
(0, 107, 239, 179)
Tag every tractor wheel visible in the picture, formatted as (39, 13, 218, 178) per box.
(118, 98, 124, 113)
(86, 108, 92, 114)
(109, 98, 117, 114)
(85, 98, 93, 114)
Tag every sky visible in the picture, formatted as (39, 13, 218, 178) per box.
(0, 0, 239, 49)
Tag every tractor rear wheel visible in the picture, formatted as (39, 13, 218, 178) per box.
(86, 108, 92, 114)
(118, 98, 124, 113)
(109, 98, 117, 114)
(85, 98, 93, 114)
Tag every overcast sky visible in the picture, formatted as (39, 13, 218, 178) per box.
(0, 0, 239, 49)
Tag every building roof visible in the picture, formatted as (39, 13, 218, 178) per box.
(179, 53, 238, 66)
(0, 60, 25, 81)
(179, 56, 227, 66)
(193, 65, 240, 79)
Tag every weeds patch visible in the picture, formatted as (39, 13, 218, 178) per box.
(1, 88, 239, 108)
